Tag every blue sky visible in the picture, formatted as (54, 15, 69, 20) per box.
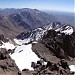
(0, 0, 74, 12)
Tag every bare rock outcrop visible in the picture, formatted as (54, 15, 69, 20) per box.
(0, 48, 21, 75)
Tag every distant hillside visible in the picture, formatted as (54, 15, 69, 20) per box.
(44, 10, 75, 27)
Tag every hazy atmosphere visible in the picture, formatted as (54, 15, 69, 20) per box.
(0, 0, 74, 12)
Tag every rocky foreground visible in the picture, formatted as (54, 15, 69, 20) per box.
(0, 48, 21, 75)
(0, 25, 75, 75)
(31, 29, 75, 75)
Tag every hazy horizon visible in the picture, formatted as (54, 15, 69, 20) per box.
(0, 0, 74, 13)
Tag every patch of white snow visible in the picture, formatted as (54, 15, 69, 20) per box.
(61, 26, 73, 35)
(10, 44, 40, 71)
(69, 65, 75, 72)
(14, 39, 30, 45)
(0, 42, 15, 50)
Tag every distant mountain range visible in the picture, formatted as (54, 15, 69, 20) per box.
(44, 10, 75, 27)
(0, 8, 56, 38)
(0, 8, 74, 39)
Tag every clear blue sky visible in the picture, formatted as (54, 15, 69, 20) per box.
(0, 0, 74, 12)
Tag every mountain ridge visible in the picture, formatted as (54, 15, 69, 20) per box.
(0, 8, 56, 38)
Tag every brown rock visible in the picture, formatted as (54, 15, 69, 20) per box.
(0, 48, 21, 75)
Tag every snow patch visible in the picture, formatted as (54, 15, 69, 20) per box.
(0, 42, 15, 50)
(10, 44, 40, 71)
(29, 28, 46, 41)
(69, 65, 75, 72)
(60, 26, 73, 35)
(14, 39, 30, 45)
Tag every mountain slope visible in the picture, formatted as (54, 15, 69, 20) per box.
(8, 8, 56, 29)
(0, 8, 56, 38)
(0, 13, 26, 38)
